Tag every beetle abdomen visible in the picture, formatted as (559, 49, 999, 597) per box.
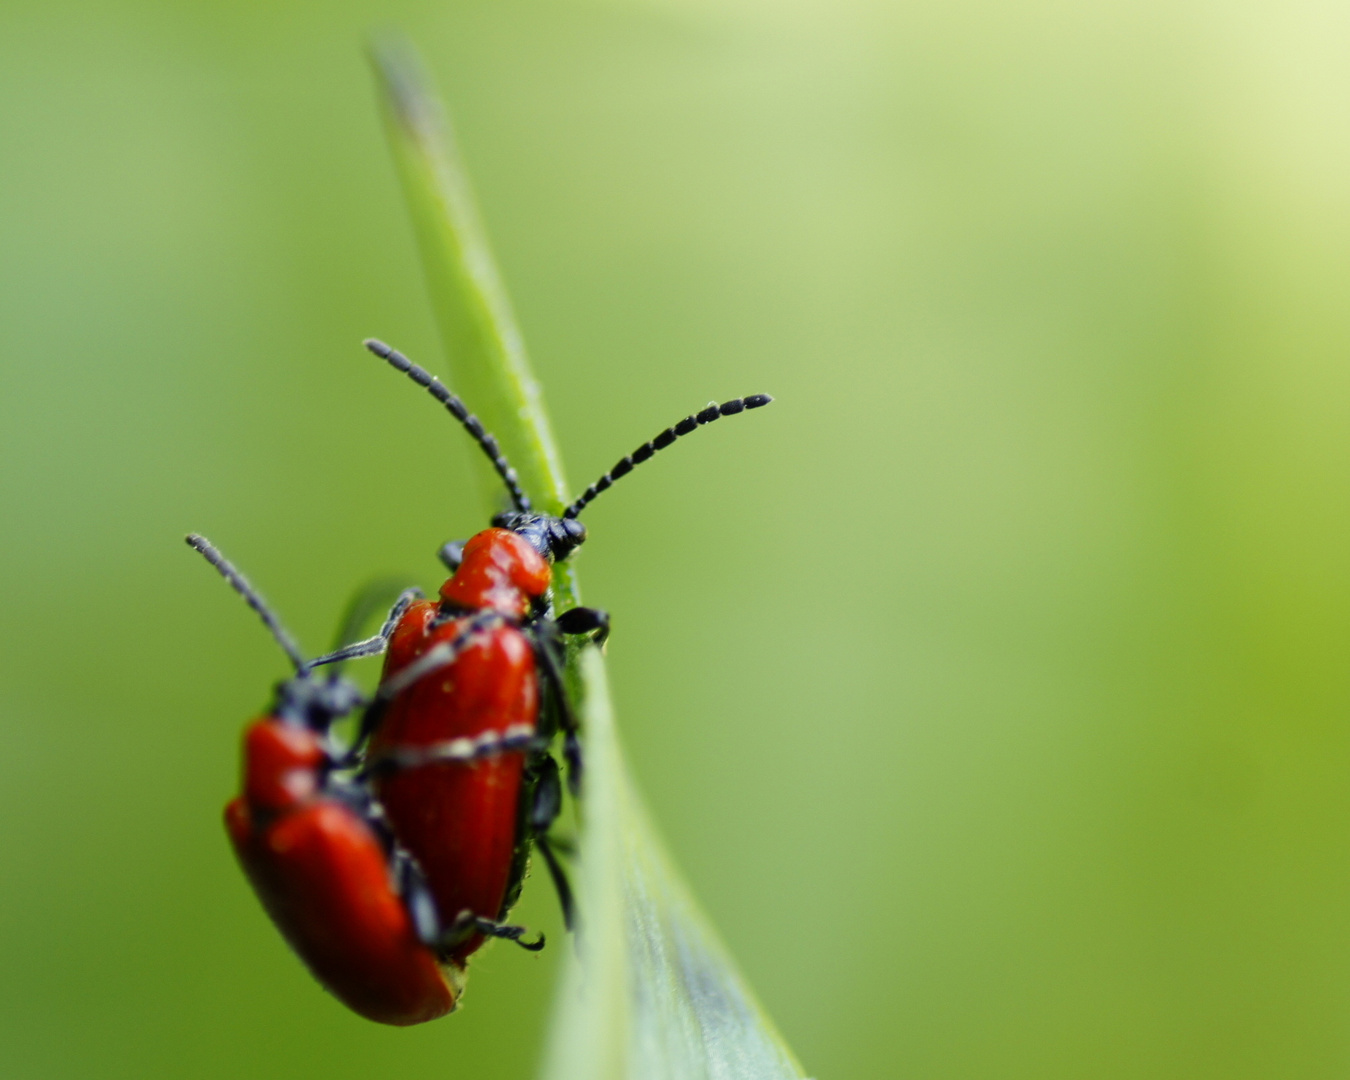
(226, 797, 459, 1025)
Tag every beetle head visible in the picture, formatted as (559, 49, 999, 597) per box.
(492, 511, 587, 562)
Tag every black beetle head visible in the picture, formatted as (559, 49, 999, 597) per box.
(273, 674, 364, 732)
(491, 511, 587, 562)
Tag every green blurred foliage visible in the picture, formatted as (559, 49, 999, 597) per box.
(3, 0, 1350, 1077)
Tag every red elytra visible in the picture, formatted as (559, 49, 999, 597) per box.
(226, 714, 459, 1025)
(358, 339, 773, 964)
(187, 534, 459, 1026)
(368, 530, 552, 964)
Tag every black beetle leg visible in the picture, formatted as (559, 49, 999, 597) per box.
(439, 909, 545, 953)
(555, 605, 610, 648)
(527, 756, 575, 929)
(531, 627, 584, 794)
(305, 588, 423, 672)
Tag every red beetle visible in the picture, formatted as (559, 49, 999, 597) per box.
(187, 533, 527, 1025)
(357, 338, 773, 962)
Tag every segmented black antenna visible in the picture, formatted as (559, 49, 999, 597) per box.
(186, 534, 306, 672)
(364, 339, 531, 513)
(564, 395, 773, 519)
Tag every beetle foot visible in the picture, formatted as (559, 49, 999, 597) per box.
(441, 909, 546, 953)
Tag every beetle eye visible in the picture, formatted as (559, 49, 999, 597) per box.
(547, 519, 586, 561)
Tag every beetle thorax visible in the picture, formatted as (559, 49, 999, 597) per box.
(242, 718, 326, 814)
(439, 528, 551, 620)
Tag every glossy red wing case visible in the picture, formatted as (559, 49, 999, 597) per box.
(225, 795, 459, 1025)
(371, 599, 538, 964)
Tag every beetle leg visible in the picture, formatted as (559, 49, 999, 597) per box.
(527, 757, 576, 929)
(394, 850, 444, 947)
(305, 588, 424, 671)
(530, 627, 584, 795)
(439, 909, 545, 953)
(555, 605, 610, 648)
(540, 833, 576, 857)
(394, 853, 546, 953)
(534, 836, 574, 932)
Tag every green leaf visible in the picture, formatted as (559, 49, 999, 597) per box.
(542, 650, 811, 1080)
(370, 39, 809, 1080)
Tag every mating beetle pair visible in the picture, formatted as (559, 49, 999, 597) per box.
(191, 339, 772, 1025)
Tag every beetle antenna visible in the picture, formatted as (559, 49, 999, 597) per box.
(364, 339, 532, 513)
(322, 578, 423, 676)
(564, 395, 773, 519)
(185, 534, 307, 673)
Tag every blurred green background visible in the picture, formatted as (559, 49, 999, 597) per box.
(3, 0, 1350, 1076)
